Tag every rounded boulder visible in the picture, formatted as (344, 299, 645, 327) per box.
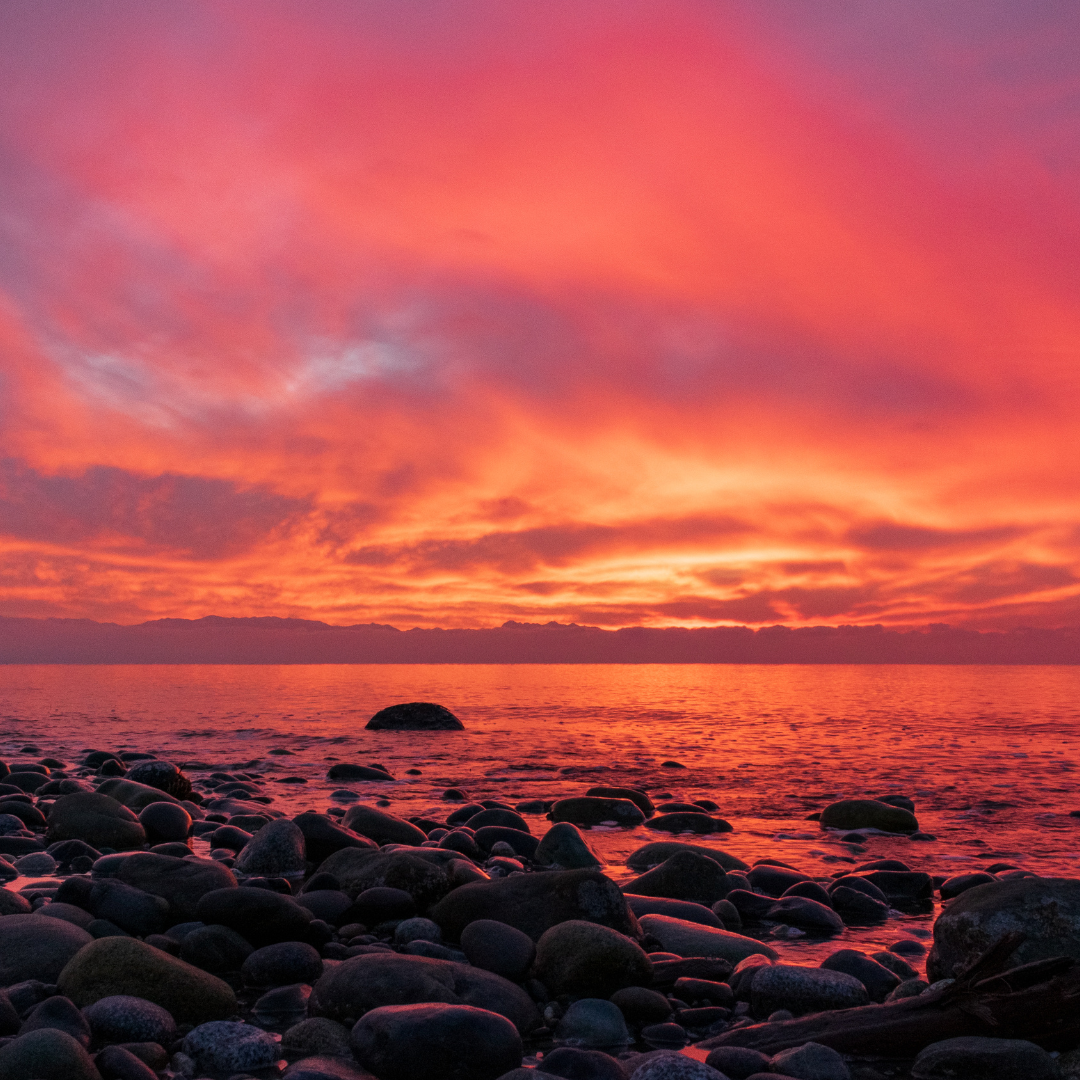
(534, 920, 652, 998)
(46, 793, 146, 851)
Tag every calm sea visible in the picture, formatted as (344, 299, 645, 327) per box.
(3, 663, 1079, 965)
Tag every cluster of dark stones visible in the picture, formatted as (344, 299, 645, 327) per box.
(0, 747, 1075, 1080)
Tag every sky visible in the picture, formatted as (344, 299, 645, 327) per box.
(1, 0, 1079, 631)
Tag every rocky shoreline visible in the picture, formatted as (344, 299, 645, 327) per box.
(0, 735, 1078, 1080)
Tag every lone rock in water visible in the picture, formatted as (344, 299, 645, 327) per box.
(365, 702, 464, 731)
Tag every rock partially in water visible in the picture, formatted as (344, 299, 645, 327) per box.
(351, 1003, 520, 1080)
(644, 813, 732, 835)
(927, 877, 1080, 980)
(766, 897, 844, 933)
(637, 915, 776, 964)
(340, 805, 428, 846)
(586, 786, 655, 818)
(819, 799, 919, 835)
(124, 760, 193, 800)
(57, 936, 238, 1024)
(183, 1019, 282, 1075)
(327, 762, 395, 780)
(430, 869, 641, 942)
(235, 818, 307, 878)
(13, 850, 56, 876)
(626, 843, 748, 873)
(313, 952, 540, 1034)
(750, 964, 869, 1018)
(625, 851, 731, 905)
(460, 919, 536, 982)
(554, 999, 630, 1050)
(0, 1028, 101, 1080)
(911, 1036, 1059, 1080)
(365, 702, 464, 731)
(940, 872, 997, 900)
(46, 792, 146, 851)
(534, 920, 652, 998)
(0, 913, 93, 985)
(550, 798, 646, 829)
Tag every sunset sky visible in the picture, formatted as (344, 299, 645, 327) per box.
(1, 1, 1078, 630)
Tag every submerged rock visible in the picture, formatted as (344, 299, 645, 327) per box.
(365, 702, 464, 731)
(550, 797, 646, 829)
(819, 799, 919, 835)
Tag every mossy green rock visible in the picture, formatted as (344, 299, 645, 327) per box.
(46, 792, 146, 851)
(819, 799, 919, 835)
(57, 937, 237, 1024)
(533, 919, 652, 997)
(0, 1029, 101, 1080)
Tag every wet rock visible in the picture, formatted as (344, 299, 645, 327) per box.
(829, 888, 889, 923)
(535, 920, 652, 998)
(819, 949, 900, 1002)
(644, 813, 731, 834)
(351, 1002, 519, 1080)
(927, 877, 1080, 980)
(625, 851, 731, 906)
(180, 923, 256, 972)
(122, 760, 192, 799)
(1, 801, 47, 830)
(137, 802, 191, 843)
(625, 895, 723, 928)
(430, 869, 641, 942)
(346, 885, 416, 924)
(365, 702, 465, 731)
(871, 950, 919, 979)
(610, 986, 673, 1026)
(340, 804, 428, 846)
(113, 852, 237, 922)
(183, 1019, 282, 1075)
(314, 951, 539, 1032)
(819, 799, 919, 834)
(475, 826, 540, 859)
(320, 850, 451, 909)
(3, 771, 50, 793)
(46, 793, 146, 851)
(765, 897, 844, 933)
(940, 872, 997, 900)
(554, 999, 630, 1050)
(0, 885, 33, 915)
(96, 778, 184, 812)
(626, 1051, 727, 1079)
(294, 812, 378, 864)
(541, 1046, 629, 1080)
(628, 843, 749, 873)
(750, 964, 869, 1018)
(82, 994, 177, 1046)
(57, 936, 238, 1024)
(586, 787, 655, 818)
(911, 1036, 1059, 1080)
(637, 914, 777, 964)
(14, 852, 56, 879)
(19, 994, 92, 1046)
(284, 1055, 378, 1079)
(235, 818, 307, 878)
(243, 941, 323, 987)
(468, 808, 532, 832)
(441, 828, 484, 860)
(704, 1046, 772, 1078)
(746, 865, 813, 897)
(327, 762, 395, 780)
(460, 919, 536, 981)
(551, 798, 646, 829)
(0, 1028, 101, 1080)
(88, 880, 170, 937)
(857, 870, 933, 903)
(770, 1041, 850, 1080)
(782, 881, 833, 906)
(0, 913, 93, 984)
(196, 886, 312, 947)
(282, 1016, 352, 1058)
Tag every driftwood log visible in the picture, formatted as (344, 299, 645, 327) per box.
(698, 932, 1080, 1057)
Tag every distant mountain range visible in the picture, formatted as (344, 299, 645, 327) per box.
(0, 615, 1078, 663)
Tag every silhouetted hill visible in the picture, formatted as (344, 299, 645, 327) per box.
(0, 615, 1078, 663)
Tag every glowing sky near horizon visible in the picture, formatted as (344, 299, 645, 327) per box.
(1, 0, 1079, 630)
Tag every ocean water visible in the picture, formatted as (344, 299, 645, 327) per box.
(3, 663, 1080, 969)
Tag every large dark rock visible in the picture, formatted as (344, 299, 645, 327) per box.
(819, 799, 919, 834)
(534, 823, 601, 869)
(643, 813, 732, 834)
(88, 880, 170, 937)
(430, 869, 641, 942)
(327, 763, 395, 780)
(927, 877, 1080, 981)
(113, 852, 237, 922)
(57, 937, 237, 1024)
(350, 1003, 520, 1080)
(624, 852, 731, 905)
(179, 924, 254, 973)
(750, 964, 869, 1018)
(636, 915, 776, 964)
(624, 895, 722, 928)
(0, 913, 94, 985)
(0, 1029, 101, 1080)
(313, 952, 539, 1034)
(137, 801, 191, 844)
(911, 1036, 1059, 1080)
(341, 805, 428, 846)
(466, 808, 531, 833)
(746, 864, 813, 897)
(82, 993, 177, 1046)
(626, 843, 748, 873)
(534, 920, 652, 998)
(318, 850, 452, 909)
(820, 949, 901, 1002)
(235, 818, 307, 878)
(46, 793, 146, 851)
(242, 941, 323, 988)
(459, 920, 536, 982)
(365, 702, 464, 731)
(294, 812, 378, 864)
(95, 778, 183, 811)
(123, 760, 192, 800)
(550, 798, 645, 829)
(586, 786, 655, 818)
(195, 887, 313, 947)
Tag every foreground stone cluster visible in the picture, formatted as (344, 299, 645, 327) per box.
(0, 747, 1076, 1080)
